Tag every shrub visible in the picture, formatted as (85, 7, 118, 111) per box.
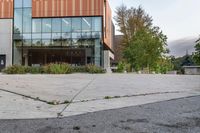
(43, 63, 72, 74)
(2, 65, 28, 74)
(85, 64, 105, 74)
(72, 66, 87, 73)
(116, 61, 126, 73)
(27, 66, 43, 74)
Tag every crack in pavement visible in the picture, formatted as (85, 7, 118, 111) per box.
(57, 76, 97, 117)
(72, 91, 188, 103)
(0, 88, 49, 104)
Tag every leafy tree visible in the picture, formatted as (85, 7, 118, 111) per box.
(115, 5, 168, 72)
(193, 37, 200, 65)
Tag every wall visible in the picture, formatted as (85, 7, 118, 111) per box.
(32, 0, 104, 17)
(184, 67, 200, 75)
(103, 0, 113, 50)
(0, 0, 13, 18)
(0, 19, 13, 67)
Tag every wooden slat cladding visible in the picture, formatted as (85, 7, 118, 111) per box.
(32, 0, 104, 17)
(0, 0, 13, 18)
(104, 0, 113, 50)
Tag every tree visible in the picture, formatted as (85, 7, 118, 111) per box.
(115, 5, 168, 72)
(193, 37, 200, 65)
(115, 5, 153, 45)
(123, 28, 168, 72)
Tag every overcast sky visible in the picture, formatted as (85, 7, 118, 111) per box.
(109, 0, 200, 42)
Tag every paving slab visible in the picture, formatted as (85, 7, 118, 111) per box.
(0, 74, 199, 119)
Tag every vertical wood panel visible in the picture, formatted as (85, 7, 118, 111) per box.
(32, 0, 104, 17)
(0, 0, 13, 18)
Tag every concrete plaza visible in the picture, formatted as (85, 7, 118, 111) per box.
(0, 74, 199, 119)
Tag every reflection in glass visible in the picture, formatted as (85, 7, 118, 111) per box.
(23, 0, 32, 7)
(52, 18, 61, 33)
(82, 17, 92, 32)
(42, 40, 52, 46)
(62, 18, 71, 32)
(14, 0, 23, 8)
(23, 39, 32, 46)
(72, 33, 82, 38)
(14, 9, 23, 33)
(23, 8, 32, 33)
(42, 33, 51, 39)
(92, 17, 102, 31)
(32, 33, 41, 39)
(72, 18, 81, 32)
(23, 34, 32, 39)
(32, 40, 42, 47)
(42, 19, 52, 33)
(32, 19, 42, 33)
(62, 39, 71, 46)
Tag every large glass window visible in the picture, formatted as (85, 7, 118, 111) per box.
(32, 19, 42, 33)
(23, 39, 32, 46)
(23, 0, 32, 7)
(42, 19, 52, 33)
(23, 8, 32, 33)
(52, 18, 61, 33)
(32, 40, 42, 47)
(72, 18, 81, 32)
(14, 9, 23, 34)
(14, 0, 23, 8)
(92, 17, 102, 31)
(62, 18, 71, 32)
(82, 17, 92, 32)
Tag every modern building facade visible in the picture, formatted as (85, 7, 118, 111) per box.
(0, 0, 114, 70)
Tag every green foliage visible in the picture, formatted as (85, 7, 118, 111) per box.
(85, 64, 105, 74)
(27, 66, 44, 74)
(154, 57, 174, 74)
(123, 29, 168, 72)
(193, 38, 200, 65)
(2, 65, 28, 74)
(116, 61, 126, 73)
(43, 63, 72, 74)
(2, 63, 105, 74)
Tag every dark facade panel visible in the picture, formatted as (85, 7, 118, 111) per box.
(0, 0, 13, 18)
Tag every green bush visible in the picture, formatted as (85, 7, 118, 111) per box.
(43, 63, 72, 74)
(2, 65, 28, 74)
(85, 64, 105, 74)
(72, 66, 87, 73)
(27, 66, 44, 74)
(116, 61, 126, 73)
(2, 63, 105, 74)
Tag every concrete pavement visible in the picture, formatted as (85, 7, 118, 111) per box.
(0, 74, 199, 119)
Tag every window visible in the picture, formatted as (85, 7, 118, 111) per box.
(32, 33, 41, 39)
(92, 17, 102, 31)
(23, 34, 32, 39)
(42, 33, 51, 39)
(23, 0, 32, 7)
(23, 8, 32, 33)
(14, 0, 23, 8)
(82, 17, 92, 32)
(62, 18, 71, 32)
(14, 9, 23, 33)
(52, 18, 61, 33)
(42, 19, 52, 33)
(72, 18, 81, 32)
(23, 39, 32, 46)
(32, 19, 42, 33)
(32, 40, 42, 47)
(42, 40, 52, 46)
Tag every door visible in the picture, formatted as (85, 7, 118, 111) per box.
(0, 55, 6, 71)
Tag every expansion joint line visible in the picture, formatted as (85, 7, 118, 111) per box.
(57, 76, 97, 118)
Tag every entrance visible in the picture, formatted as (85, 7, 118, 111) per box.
(0, 55, 6, 71)
(28, 49, 87, 66)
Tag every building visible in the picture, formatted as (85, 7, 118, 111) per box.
(0, 0, 114, 70)
(183, 66, 200, 75)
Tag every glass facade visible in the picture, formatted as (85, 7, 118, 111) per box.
(13, 0, 103, 66)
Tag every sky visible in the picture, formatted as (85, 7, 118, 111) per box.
(109, 0, 200, 42)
